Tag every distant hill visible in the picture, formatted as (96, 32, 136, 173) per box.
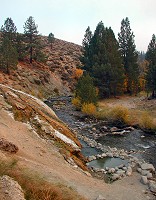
(0, 36, 82, 99)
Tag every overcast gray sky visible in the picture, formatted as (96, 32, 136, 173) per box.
(0, 0, 156, 51)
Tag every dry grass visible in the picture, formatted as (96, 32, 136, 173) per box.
(81, 103, 97, 116)
(0, 159, 86, 200)
(72, 97, 81, 110)
(96, 96, 156, 132)
(96, 104, 129, 124)
(109, 106, 129, 124)
(139, 112, 156, 131)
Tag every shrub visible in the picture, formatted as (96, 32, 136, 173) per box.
(95, 105, 110, 120)
(139, 112, 156, 131)
(74, 68, 83, 80)
(72, 97, 81, 110)
(75, 74, 98, 105)
(81, 103, 96, 116)
(54, 87, 59, 95)
(109, 105, 129, 124)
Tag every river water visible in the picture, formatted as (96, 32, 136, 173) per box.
(45, 97, 156, 168)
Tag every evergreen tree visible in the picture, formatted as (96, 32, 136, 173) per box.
(81, 22, 124, 97)
(48, 33, 55, 49)
(0, 37, 18, 74)
(23, 16, 38, 63)
(1, 17, 17, 42)
(81, 26, 93, 72)
(118, 17, 139, 94)
(91, 21, 108, 68)
(146, 34, 156, 97)
(15, 33, 26, 61)
(105, 27, 125, 96)
(92, 63, 112, 97)
(75, 74, 98, 104)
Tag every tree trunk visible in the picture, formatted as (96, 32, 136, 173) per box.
(6, 63, 10, 74)
(152, 90, 156, 98)
(30, 46, 32, 63)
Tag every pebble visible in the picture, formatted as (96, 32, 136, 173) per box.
(96, 194, 106, 200)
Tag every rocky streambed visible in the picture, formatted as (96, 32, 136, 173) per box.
(45, 96, 156, 195)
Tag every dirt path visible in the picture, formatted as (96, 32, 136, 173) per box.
(0, 108, 154, 200)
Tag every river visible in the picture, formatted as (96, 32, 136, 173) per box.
(45, 97, 156, 168)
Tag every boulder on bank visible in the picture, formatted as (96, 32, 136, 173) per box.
(0, 175, 26, 200)
(148, 180, 156, 193)
(140, 163, 155, 172)
(140, 176, 148, 185)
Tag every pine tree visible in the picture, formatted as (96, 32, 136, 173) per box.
(0, 37, 18, 74)
(15, 33, 26, 61)
(91, 21, 108, 67)
(23, 16, 38, 63)
(146, 34, 156, 97)
(105, 27, 125, 96)
(81, 22, 125, 98)
(1, 17, 17, 42)
(81, 26, 93, 72)
(48, 33, 55, 49)
(118, 17, 139, 94)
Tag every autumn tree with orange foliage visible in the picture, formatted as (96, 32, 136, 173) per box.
(74, 68, 83, 80)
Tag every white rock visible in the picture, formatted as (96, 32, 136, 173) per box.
(96, 194, 106, 200)
(116, 170, 125, 176)
(137, 168, 142, 173)
(106, 152, 113, 157)
(148, 180, 156, 193)
(101, 153, 107, 157)
(110, 127, 118, 132)
(140, 163, 155, 172)
(126, 166, 132, 176)
(108, 168, 115, 173)
(84, 171, 92, 177)
(140, 176, 148, 185)
(112, 174, 120, 181)
(147, 172, 153, 179)
(105, 167, 109, 171)
(141, 170, 148, 176)
(126, 171, 132, 176)
(97, 154, 102, 159)
(123, 167, 127, 171)
(88, 155, 96, 161)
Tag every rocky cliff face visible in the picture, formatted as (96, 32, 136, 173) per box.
(0, 84, 86, 170)
(0, 37, 82, 99)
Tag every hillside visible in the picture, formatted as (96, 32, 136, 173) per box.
(0, 37, 82, 99)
